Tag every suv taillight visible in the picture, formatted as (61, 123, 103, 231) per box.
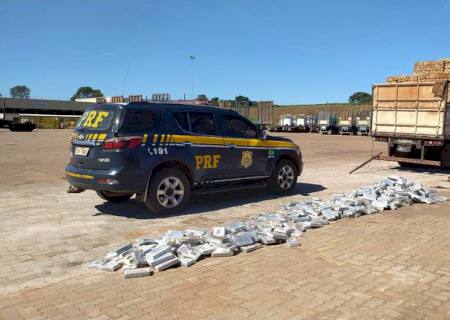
(102, 136, 142, 150)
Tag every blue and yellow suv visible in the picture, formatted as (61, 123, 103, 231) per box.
(66, 102, 303, 214)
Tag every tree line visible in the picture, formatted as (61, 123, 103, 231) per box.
(0, 85, 105, 100)
(1, 85, 372, 105)
(202, 92, 372, 106)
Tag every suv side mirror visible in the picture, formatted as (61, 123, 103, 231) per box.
(256, 124, 267, 139)
(261, 130, 268, 139)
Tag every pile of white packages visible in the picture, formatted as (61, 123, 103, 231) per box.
(89, 176, 447, 279)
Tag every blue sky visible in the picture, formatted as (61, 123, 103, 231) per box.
(1, 0, 449, 104)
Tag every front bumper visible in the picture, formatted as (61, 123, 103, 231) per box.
(357, 126, 369, 133)
(339, 126, 353, 133)
(65, 164, 146, 193)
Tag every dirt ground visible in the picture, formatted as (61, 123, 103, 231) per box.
(0, 128, 449, 319)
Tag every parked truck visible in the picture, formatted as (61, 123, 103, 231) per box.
(318, 111, 338, 135)
(337, 111, 356, 135)
(304, 114, 318, 132)
(355, 110, 371, 136)
(279, 114, 297, 132)
(294, 114, 310, 132)
(371, 81, 450, 167)
(269, 114, 291, 132)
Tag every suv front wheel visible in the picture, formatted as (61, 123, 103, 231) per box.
(145, 168, 191, 214)
(269, 160, 298, 194)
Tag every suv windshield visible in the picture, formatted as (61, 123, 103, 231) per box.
(76, 107, 115, 130)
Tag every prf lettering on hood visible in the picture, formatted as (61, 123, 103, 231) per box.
(195, 154, 221, 169)
(81, 111, 110, 128)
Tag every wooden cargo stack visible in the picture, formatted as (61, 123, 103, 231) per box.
(387, 58, 450, 84)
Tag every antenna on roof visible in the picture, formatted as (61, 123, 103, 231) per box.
(190, 56, 195, 99)
(121, 62, 130, 95)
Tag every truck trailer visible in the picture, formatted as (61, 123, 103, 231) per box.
(337, 111, 356, 135)
(294, 114, 311, 132)
(305, 114, 319, 132)
(355, 110, 371, 135)
(318, 111, 338, 135)
(371, 81, 450, 167)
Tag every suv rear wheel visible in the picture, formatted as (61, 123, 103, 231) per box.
(269, 160, 298, 194)
(145, 168, 191, 214)
(96, 191, 133, 203)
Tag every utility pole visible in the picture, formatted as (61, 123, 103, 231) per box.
(190, 55, 195, 99)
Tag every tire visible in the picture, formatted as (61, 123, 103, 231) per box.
(268, 160, 298, 195)
(96, 191, 133, 203)
(145, 168, 191, 214)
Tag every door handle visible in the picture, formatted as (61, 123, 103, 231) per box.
(183, 141, 192, 146)
(227, 144, 236, 148)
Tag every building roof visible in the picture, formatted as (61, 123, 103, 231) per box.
(0, 97, 91, 112)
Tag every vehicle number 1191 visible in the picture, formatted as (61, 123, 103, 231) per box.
(148, 147, 168, 156)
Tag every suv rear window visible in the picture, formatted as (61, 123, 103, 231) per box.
(174, 112, 190, 132)
(173, 111, 217, 135)
(120, 109, 162, 133)
(189, 112, 217, 135)
(76, 108, 115, 130)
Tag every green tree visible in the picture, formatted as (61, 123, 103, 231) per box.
(197, 94, 208, 100)
(10, 85, 31, 99)
(71, 86, 104, 101)
(235, 95, 250, 102)
(349, 92, 372, 104)
(210, 97, 219, 106)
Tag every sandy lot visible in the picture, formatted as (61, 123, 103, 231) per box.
(0, 128, 449, 319)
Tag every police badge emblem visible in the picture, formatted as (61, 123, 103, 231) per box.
(241, 150, 253, 168)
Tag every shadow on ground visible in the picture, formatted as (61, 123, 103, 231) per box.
(394, 165, 450, 174)
(354, 162, 450, 175)
(93, 182, 326, 219)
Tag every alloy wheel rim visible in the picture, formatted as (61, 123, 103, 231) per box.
(277, 165, 295, 189)
(157, 176, 184, 208)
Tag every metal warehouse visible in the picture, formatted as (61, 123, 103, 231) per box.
(0, 98, 91, 128)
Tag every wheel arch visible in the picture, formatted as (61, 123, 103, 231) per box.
(143, 160, 194, 202)
(274, 154, 300, 175)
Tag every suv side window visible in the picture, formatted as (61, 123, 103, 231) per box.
(173, 112, 190, 132)
(120, 109, 162, 133)
(189, 112, 217, 135)
(222, 114, 257, 138)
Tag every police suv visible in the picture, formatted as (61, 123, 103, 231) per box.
(66, 102, 303, 214)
